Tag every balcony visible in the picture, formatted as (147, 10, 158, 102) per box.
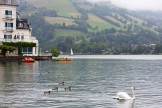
(3, 27, 14, 32)
(2, 38, 38, 43)
(3, 15, 14, 20)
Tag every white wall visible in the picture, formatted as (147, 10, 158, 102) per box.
(0, 5, 17, 39)
(0, 4, 39, 56)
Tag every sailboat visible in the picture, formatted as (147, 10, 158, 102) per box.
(70, 48, 74, 56)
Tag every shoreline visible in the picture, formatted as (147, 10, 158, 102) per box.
(54, 55, 162, 60)
(0, 56, 52, 62)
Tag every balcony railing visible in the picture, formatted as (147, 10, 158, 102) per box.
(3, 15, 14, 20)
(1, 38, 38, 43)
(3, 27, 14, 32)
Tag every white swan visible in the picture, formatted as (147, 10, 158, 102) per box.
(113, 87, 135, 100)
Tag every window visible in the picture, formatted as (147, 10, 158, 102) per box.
(21, 35, 24, 40)
(18, 23, 23, 27)
(5, 22, 13, 31)
(4, 35, 6, 39)
(17, 35, 20, 39)
(4, 35, 12, 39)
(5, 10, 12, 15)
(6, 0, 12, 4)
(5, 10, 12, 19)
(5, 22, 13, 28)
(22, 47, 33, 54)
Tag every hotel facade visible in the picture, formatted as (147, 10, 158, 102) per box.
(0, 0, 39, 56)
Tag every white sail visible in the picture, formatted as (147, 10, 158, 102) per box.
(70, 48, 74, 55)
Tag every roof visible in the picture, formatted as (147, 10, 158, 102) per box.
(16, 19, 31, 30)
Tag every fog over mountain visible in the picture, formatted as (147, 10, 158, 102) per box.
(87, 0, 162, 11)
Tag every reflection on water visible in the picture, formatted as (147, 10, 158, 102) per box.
(0, 56, 162, 108)
(0, 61, 39, 83)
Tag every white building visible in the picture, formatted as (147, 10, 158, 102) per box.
(0, 0, 39, 56)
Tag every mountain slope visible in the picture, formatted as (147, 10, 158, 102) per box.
(17, 0, 162, 54)
(28, 0, 80, 18)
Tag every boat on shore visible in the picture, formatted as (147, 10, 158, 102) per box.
(22, 57, 35, 62)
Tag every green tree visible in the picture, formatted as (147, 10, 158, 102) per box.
(50, 47, 60, 57)
(0, 45, 16, 57)
(154, 42, 162, 54)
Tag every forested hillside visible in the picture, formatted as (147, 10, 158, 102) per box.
(17, 0, 162, 54)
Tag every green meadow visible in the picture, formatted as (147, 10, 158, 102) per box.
(54, 29, 86, 39)
(87, 13, 119, 30)
(112, 13, 126, 21)
(78, 4, 93, 11)
(105, 16, 124, 26)
(44, 16, 77, 26)
(127, 15, 147, 25)
(28, 0, 80, 18)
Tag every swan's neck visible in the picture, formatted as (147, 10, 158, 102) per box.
(131, 89, 135, 99)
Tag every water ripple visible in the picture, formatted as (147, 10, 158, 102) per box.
(0, 56, 162, 107)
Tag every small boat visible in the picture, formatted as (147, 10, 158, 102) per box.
(22, 57, 35, 62)
(56, 58, 72, 61)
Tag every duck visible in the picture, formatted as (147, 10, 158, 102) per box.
(44, 91, 51, 94)
(59, 81, 65, 85)
(52, 87, 58, 91)
(65, 86, 71, 91)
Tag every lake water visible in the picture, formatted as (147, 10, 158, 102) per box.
(0, 55, 162, 108)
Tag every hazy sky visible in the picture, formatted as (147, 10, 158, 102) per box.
(88, 0, 162, 11)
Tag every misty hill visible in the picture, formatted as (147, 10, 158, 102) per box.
(17, 0, 162, 54)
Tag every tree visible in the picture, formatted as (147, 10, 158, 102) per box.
(50, 47, 60, 57)
(0, 45, 16, 57)
(154, 42, 162, 54)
